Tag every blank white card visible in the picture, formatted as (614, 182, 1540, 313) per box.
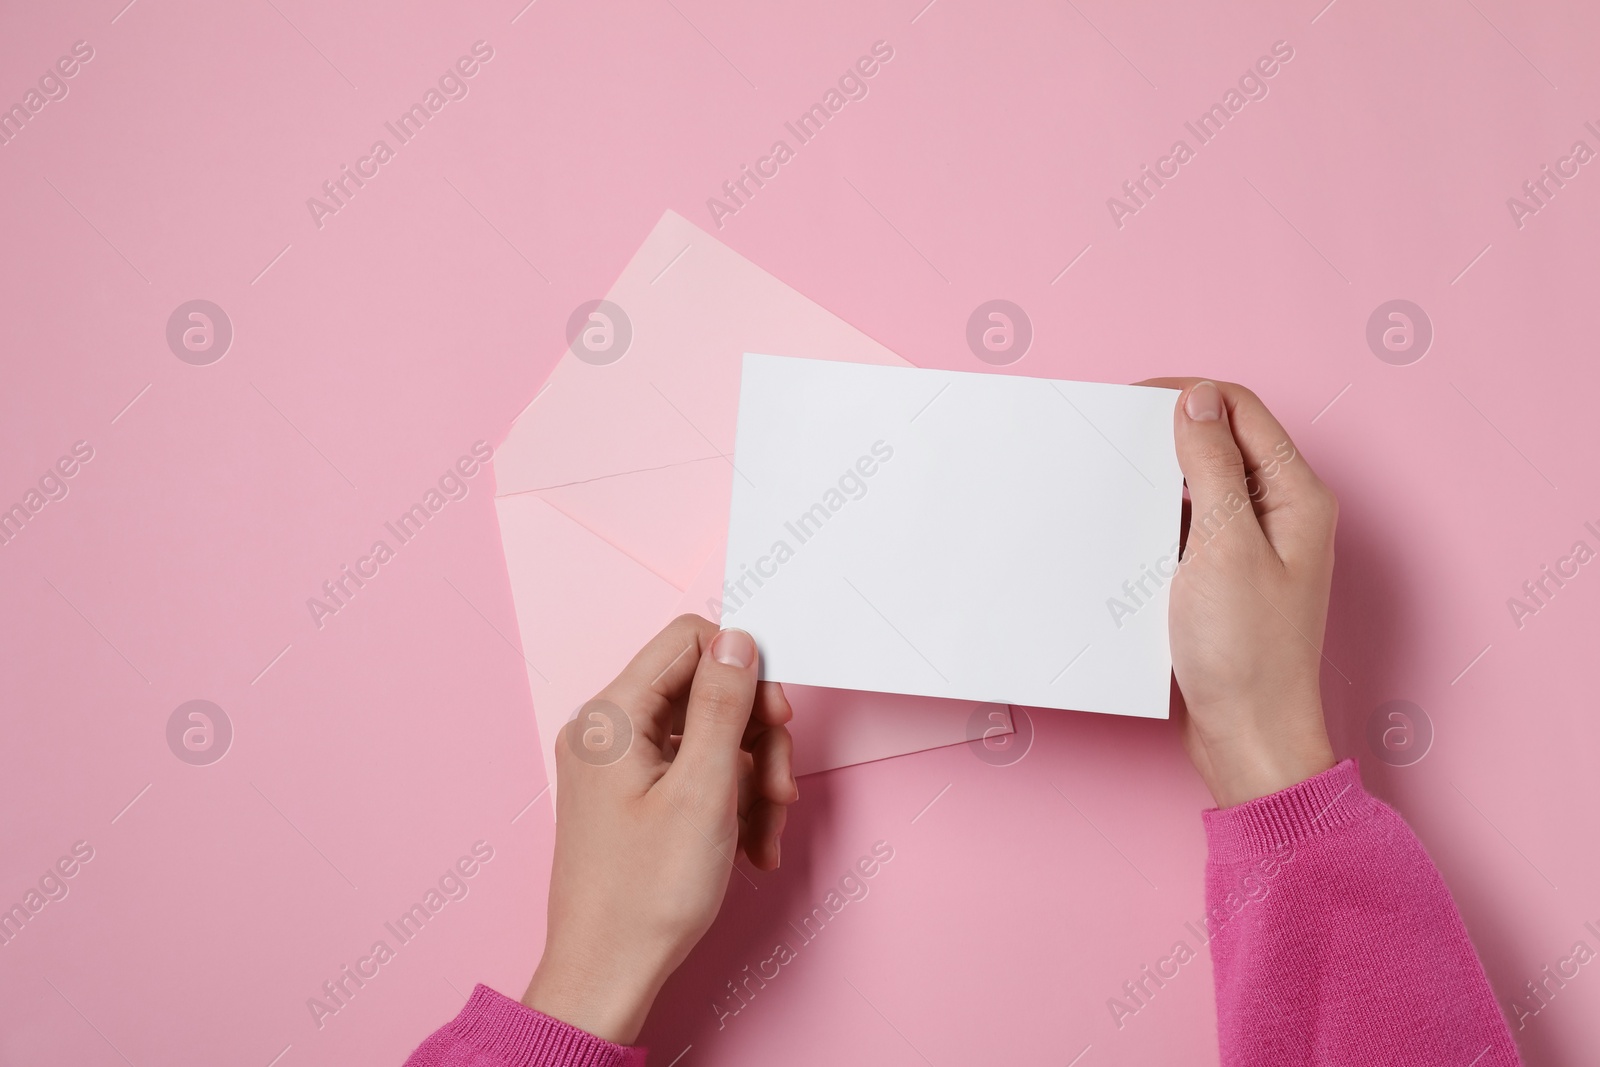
(722, 354, 1183, 718)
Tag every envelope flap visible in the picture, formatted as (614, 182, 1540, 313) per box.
(494, 210, 909, 497)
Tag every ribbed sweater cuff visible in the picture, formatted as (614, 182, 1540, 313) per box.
(1203, 758, 1376, 861)
(444, 985, 647, 1067)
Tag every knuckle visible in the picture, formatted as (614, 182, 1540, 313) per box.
(552, 722, 582, 770)
(668, 612, 711, 640)
(1195, 441, 1246, 481)
(695, 679, 750, 724)
(554, 717, 578, 749)
(1304, 483, 1340, 525)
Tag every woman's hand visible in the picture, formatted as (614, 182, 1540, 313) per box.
(522, 615, 798, 1044)
(1139, 379, 1339, 807)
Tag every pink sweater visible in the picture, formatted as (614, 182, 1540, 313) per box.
(403, 760, 1520, 1067)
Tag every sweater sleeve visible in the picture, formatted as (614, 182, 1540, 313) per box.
(1202, 759, 1521, 1066)
(402, 985, 647, 1067)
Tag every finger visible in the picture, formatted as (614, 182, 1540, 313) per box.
(1156, 380, 1267, 559)
(750, 722, 798, 804)
(741, 798, 787, 871)
(753, 680, 793, 728)
(671, 628, 761, 784)
(597, 614, 716, 750)
(1138, 378, 1335, 553)
(1208, 382, 1336, 557)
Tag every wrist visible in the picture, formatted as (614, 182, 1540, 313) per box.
(522, 940, 669, 1045)
(1202, 740, 1336, 808)
(1184, 696, 1336, 808)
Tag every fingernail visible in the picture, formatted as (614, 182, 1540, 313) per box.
(774, 835, 782, 866)
(1185, 381, 1223, 422)
(711, 628, 755, 668)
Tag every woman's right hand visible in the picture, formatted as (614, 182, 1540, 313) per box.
(1138, 378, 1339, 808)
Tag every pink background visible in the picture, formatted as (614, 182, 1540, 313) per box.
(3, 1, 1597, 1065)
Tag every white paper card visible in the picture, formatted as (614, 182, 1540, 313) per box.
(722, 354, 1184, 717)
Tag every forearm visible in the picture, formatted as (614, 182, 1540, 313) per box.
(1204, 760, 1521, 1066)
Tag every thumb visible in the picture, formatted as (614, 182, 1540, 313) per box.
(1174, 381, 1262, 554)
(671, 628, 759, 784)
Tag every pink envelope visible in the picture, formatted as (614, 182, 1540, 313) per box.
(492, 209, 1011, 797)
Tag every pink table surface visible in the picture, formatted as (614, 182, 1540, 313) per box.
(3, 1, 1597, 1065)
